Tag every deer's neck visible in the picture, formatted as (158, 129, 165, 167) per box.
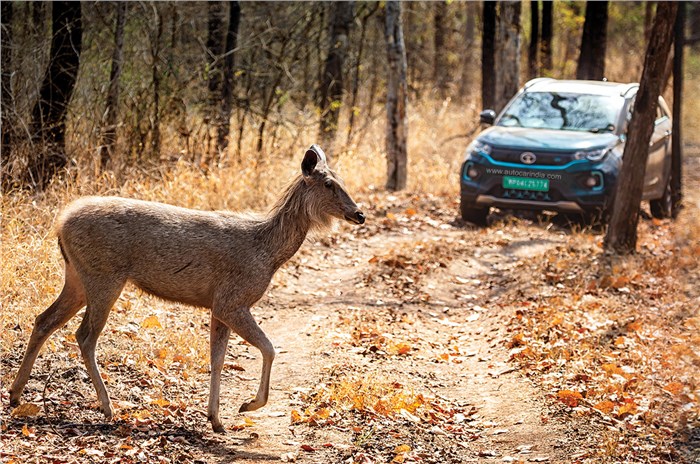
(258, 179, 313, 271)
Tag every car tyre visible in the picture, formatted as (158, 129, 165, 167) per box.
(649, 175, 672, 219)
(460, 200, 488, 226)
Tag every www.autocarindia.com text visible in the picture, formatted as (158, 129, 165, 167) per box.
(485, 168, 562, 180)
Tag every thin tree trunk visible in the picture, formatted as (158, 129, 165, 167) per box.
(385, 0, 408, 192)
(347, 3, 378, 145)
(604, 2, 678, 254)
(150, 5, 163, 160)
(206, 1, 225, 164)
(481, 1, 496, 110)
(29, 1, 82, 190)
(494, 1, 521, 113)
(576, 1, 608, 80)
(540, 0, 553, 74)
(433, 1, 448, 98)
(217, 1, 240, 159)
(671, 1, 685, 217)
(460, 1, 476, 98)
(528, 1, 539, 79)
(1, 0, 13, 170)
(99, 2, 127, 172)
(318, 1, 354, 158)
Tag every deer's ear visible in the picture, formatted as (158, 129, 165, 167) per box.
(302, 149, 318, 178)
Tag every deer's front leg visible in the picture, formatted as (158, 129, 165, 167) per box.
(208, 315, 231, 433)
(215, 306, 276, 414)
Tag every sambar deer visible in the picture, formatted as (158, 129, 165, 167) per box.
(9, 145, 365, 432)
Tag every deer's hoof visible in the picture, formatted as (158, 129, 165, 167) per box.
(212, 423, 227, 434)
(101, 404, 115, 420)
(9, 397, 20, 408)
(238, 400, 261, 413)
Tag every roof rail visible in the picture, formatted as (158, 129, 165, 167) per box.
(523, 77, 555, 90)
(620, 83, 639, 97)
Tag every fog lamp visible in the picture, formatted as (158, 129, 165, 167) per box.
(468, 167, 479, 179)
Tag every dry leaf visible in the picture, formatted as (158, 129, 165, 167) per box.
(593, 400, 615, 414)
(141, 315, 162, 329)
(557, 390, 582, 407)
(663, 381, 684, 395)
(12, 403, 40, 418)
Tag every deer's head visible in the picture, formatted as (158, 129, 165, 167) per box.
(301, 145, 365, 226)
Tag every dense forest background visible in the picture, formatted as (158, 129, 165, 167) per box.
(1, 1, 700, 193)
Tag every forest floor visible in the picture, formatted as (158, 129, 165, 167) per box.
(2, 156, 699, 464)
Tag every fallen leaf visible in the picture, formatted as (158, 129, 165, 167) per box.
(557, 390, 582, 407)
(393, 444, 411, 453)
(141, 315, 162, 329)
(300, 444, 315, 452)
(12, 403, 40, 418)
(593, 400, 615, 414)
(663, 381, 684, 396)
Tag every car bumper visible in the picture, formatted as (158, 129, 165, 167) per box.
(460, 154, 620, 214)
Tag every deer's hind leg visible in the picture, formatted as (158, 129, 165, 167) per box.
(75, 274, 126, 420)
(10, 261, 87, 407)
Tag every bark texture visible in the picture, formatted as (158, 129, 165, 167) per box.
(481, 1, 497, 110)
(605, 2, 678, 254)
(540, 0, 553, 74)
(576, 1, 609, 80)
(29, 1, 82, 189)
(494, 1, 521, 112)
(385, 1, 408, 191)
(319, 1, 354, 157)
(217, 1, 241, 157)
(528, 0, 539, 79)
(99, 2, 127, 171)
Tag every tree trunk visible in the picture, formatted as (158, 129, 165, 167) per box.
(385, 0, 408, 192)
(99, 2, 127, 172)
(671, 1, 685, 217)
(494, 1, 521, 113)
(481, 1, 497, 110)
(206, 1, 226, 162)
(217, 1, 241, 159)
(29, 1, 82, 190)
(540, 0, 553, 74)
(318, 1, 354, 158)
(433, 1, 448, 98)
(460, 1, 477, 98)
(150, 5, 163, 160)
(644, 2, 655, 45)
(347, 3, 378, 145)
(604, 2, 678, 255)
(528, 1, 539, 79)
(576, 1, 608, 80)
(1, 1, 13, 167)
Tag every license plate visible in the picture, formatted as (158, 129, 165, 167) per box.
(503, 176, 549, 192)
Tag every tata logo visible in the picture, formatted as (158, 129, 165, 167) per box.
(520, 152, 537, 164)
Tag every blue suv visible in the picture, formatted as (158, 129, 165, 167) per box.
(460, 78, 673, 225)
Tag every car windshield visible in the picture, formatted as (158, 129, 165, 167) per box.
(498, 91, 623, 133)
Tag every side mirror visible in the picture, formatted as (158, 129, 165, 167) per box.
(480, 109, 496, 126)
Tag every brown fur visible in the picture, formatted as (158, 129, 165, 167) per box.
(9, 145, 364, 433)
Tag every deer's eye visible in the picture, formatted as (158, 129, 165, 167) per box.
(324, 180, 333, 189)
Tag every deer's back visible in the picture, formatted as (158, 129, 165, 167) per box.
(58, 197, 272, 308)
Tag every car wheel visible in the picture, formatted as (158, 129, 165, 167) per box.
(460, 199, 488, 226)
(649, 175, 672, 219)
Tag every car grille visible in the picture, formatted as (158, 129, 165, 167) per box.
(490, 148, 574, 166)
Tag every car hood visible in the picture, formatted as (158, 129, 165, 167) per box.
(479, 126, 619, 151)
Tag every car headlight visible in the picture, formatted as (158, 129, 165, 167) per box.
(464, 140, 492, 160)
(573, 147, 612, 161)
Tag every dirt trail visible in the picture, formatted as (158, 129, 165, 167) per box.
(203, 214, 584, 463)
